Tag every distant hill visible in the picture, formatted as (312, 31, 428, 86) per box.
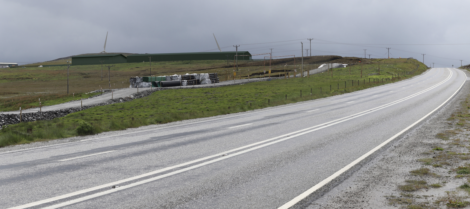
(22, 52, 135, 67)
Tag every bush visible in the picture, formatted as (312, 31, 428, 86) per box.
(76, 121, 93, 135)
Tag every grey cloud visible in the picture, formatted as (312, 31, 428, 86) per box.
(0, 0, 468, 67)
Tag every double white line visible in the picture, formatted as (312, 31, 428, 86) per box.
(10, 70, 454, 209)
(279, 69, 461, 208)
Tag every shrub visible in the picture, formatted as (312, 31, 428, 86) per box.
(457, 166, 470, 174)
(76, 121, 93, 135)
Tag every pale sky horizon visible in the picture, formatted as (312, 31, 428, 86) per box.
(1, 0, 469, 67)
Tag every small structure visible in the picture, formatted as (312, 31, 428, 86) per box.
(0, 62, 18, 68)
(72, 53, 127, 65)
(127, 51, 252, 63)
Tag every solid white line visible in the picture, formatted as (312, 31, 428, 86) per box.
(0, 69, 436, 155)
(1, 92, 334, 154)
(278, 69, 463, 208)
(58, 151, 115, 162)
(306, 109, 319, 113)
(9, 70, 453, 209)
(346, 101, 354, 104)
(389, 91, 394, 93)
(228, 123, 252, 129)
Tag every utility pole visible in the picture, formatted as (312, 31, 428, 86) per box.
(422, 54, 425, 64)
(305, 49, 309, 57)
(369, 54, 371, 59)
(100, 61, 103, 81)
(66, 61, 70, 94)
(270, 48, 273, 74)
(433, 63, 434, 68)
(364, 49, 366, 59)
(378, 61, 381, 75)
(149, 56, 152, 76)
(234, 45, 240, 71)
(106, 65, 114, 89)
(307, 38, 313, 56)
(461, 60, 463, 67)
(361, 61, 363, 78)
(386, 48, 391, 59)
(301, 42, 304, 77)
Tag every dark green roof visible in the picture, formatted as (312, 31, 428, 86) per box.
(72, 53, 127, 58)
(127, 51, 251, 57)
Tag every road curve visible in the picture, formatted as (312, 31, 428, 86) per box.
(0, 68, 466, 209)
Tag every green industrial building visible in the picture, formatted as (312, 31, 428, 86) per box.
(72, 53, 128, 65)
(71, 51, 252, 65)
(127, 51, 252, 63)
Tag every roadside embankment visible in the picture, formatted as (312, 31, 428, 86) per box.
(0, 59, 427, 148)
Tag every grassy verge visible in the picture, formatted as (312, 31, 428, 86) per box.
(0, 58, 427, 147)
(385, 75, 470, 208)
(0, 92, 102, 112)
(0, 56, 385, 103)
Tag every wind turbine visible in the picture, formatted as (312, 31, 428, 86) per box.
(213, 33, 221, 52)
(101, 32, 108, 53)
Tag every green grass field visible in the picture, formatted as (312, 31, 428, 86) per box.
(0, 92, 102, 112)
(0, 58, 315, 111)
(0, 58, 427, 147)
(0, 55, 356, 111)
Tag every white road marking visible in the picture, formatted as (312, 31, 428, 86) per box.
(9, 69, 455, 209)
(306, 109, 319, 113)
(278, 69, 462, 209)
(228, 123, 252, 129)
(58, 151, 115, 162)
(0, 69, 435, 155)
(389, 91, 394, 93)
(346, 101, 354, 104)
(0, 94, 339, 155)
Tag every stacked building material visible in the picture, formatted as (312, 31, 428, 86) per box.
(129, 77, 152, 88)
(186, 80, 198, 85)
(130, 73, 219, 88)
(209, 73, 219, 83)
(160, 81, 181, 87)
(181, 75, 196, 80)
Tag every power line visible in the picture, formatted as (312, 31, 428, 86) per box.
(313, 38, 470, 46)
(307, 38, 313, 56)
(233, 45, 240, 71)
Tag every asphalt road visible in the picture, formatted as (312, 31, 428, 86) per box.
(0, 68, 466, 209)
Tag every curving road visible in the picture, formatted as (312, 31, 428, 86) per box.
(0, 68, 466, 209)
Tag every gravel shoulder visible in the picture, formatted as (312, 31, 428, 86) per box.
(309, 70, 470, 208)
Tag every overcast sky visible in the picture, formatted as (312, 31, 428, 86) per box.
(1, 0, 469, 67)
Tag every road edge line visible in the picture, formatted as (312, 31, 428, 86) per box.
(278, 68, 466, 209)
